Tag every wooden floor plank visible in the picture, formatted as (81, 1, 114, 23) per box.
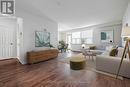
(0, 52, 129, 87)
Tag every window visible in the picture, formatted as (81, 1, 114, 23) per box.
(66, 33, 72, 49)
(70, 30, 93, 44)
(72, 32, 81, 44)
(81, 30, 93, 44)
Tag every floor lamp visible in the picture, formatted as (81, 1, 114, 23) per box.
(116, 26, 130, 78)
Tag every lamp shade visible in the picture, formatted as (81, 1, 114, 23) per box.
(81, 44, 86, 48)
(121, 26, 130, 37)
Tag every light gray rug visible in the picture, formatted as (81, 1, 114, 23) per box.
(59, 53, 96, 69)
(58, 53, 123, 80)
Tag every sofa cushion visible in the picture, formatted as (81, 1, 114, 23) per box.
(106, 45, 113, 51)
(103, 45, 116, 56)
(117, 47, 124, 57)
(117, 47, 130, 59)
(109, 48, 118, 56)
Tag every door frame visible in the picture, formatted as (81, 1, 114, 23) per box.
(0, 16, 23, 60)
(66, 33, 72, 49)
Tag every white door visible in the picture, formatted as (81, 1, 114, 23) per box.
(0, 18, 16, 59)
(67, 34, 72, 49)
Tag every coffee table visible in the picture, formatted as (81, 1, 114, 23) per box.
(85, 50, 103, 60)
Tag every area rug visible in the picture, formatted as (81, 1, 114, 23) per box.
(58, 53, 123, 80)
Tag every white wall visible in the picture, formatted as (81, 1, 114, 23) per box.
(122, 1, 130, 46)
(60, 21, 122, 51)
(123, 1, 130, 26)
(93, 24, 122, 49)
(58, 32, 66, 42)
(15, 9, 58, 64)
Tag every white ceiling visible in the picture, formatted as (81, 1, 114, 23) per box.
(16, 0, 130, 31)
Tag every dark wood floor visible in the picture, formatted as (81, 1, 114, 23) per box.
(0, 52, 130, 87)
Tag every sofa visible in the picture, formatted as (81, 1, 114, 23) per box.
(71, 44, 96, 52)
(96, 47, 130, 78)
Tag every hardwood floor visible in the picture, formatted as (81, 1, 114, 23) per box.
(0, 52, 130, 87)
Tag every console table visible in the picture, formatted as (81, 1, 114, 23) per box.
(27, 49, 59, 64)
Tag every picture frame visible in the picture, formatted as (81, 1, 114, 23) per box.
(35, 31, 50, 47)
(100, 30, 114, 43)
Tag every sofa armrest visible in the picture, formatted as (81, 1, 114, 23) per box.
(96, 55, 130, 78)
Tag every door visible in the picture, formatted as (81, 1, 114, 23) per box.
(0, 18, 17, 59)
(66, 34, 72, 49)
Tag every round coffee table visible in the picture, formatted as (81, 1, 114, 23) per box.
(70, 57, 86, 70)
(86, 50, 103, 60)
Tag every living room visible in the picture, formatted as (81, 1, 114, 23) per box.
(0, 0, 130, 87)
(59, 21, 122, 51)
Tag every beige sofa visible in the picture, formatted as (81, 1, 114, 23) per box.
(96, 47, 130, 78)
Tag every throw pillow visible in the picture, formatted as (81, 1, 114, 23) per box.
(109, 48, 118, 56)
(106, 45, 113, 51)
(89, 46, 96, 50)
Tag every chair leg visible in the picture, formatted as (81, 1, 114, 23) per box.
(84, 56, 87, 60)
(92, 56, 94, 61)
(89, 55, 90, 59)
